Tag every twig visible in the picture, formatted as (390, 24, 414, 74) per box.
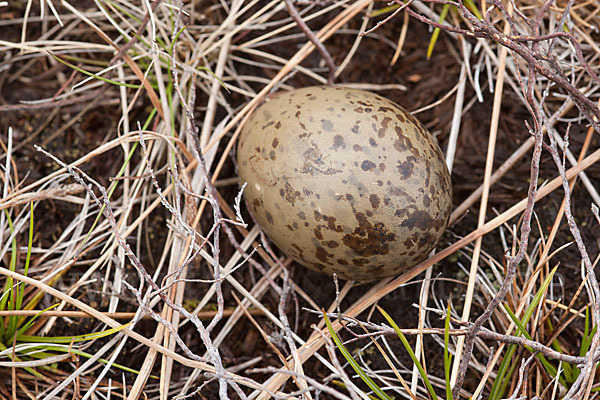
(360, 0, 414, 37)
(308, 309, 586, 365)
(0, 89, 102, 112)
(284, 0, 336, 85)
(313, 327, 362, 400)
(398, 0, 600, 131)
(453, 110, 544, 398)
(507, 353, 536, 400)
(0, 309, 263, 319)
(546, 121, 600, 398)
(34, 145, 246, 399)
(248, 367, 354, 400)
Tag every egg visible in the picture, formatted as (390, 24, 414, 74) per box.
(237, 86, 452, 281)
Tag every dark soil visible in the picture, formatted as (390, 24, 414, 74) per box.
(2, 2, 599, 399)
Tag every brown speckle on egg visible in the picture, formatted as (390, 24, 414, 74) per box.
(237, 86, 452, 281)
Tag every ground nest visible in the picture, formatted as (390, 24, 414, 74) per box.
(1, 1, 600, 399)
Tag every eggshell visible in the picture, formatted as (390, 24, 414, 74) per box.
(237, 86, 452, 281)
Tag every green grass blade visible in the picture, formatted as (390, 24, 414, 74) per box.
(489, 343, 517, 400)
(378, 306, 438, 400)
(101, 0, 141, 24)
(503, 304, 564, 386)
(491, 266, 559, 399)
(497, 352, 520, 399)
(427, 4, 450, 59)
(330, 380, 382, 400)
(169, 24, 188, 54)
(521, 266, 558, 326)
(546, 319, 573, 382)
(16, 304, 60, 337)
(370, 3, 402, 18)
(49, 52, 141, 89)
(26, 344, 157, 378)
(18, 322, 131, 343)
(322, 311, 392, 400)
(16, 202, 34, 313)
(580, 308, 594, 357)
(463, 0, 483, 20)
(575, 310, 596, 381)
(0, 209, 18, 339)
(2, 210, 19, 340)
(444, 302, 453, 400)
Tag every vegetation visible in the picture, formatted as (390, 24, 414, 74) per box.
(1, 0, 599, 398)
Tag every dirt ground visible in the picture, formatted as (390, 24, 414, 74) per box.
(1, 1, 600, 399)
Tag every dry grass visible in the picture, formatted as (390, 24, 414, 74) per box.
(1, 0, 600, 399)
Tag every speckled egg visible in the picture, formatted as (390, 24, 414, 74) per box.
(237, 86, 452, 281)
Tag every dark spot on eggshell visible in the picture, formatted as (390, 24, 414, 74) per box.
(237, 86, 452, 281)
(282, 182, 302, 205)
(252, 198, 261, 211)
(399, 208, 444, 231)
(311, 262, 326, 271)
(314, 210, 322, 221)
(352, 258, 370, 267)
(397, 156, 417, 179)
(315, 247, 334, 265)
(325, 216, 343, 232)
(265, 211, 274, 225)
(333, 135, 345, 149)
(367, 264, 386, 274)
(423, 195, 431, 207)
(322, 119, 334, 132)
(361, 160, 376, 171)
(342, 212, 396, 257)
(369, 194, 380, 209)
(314, 228, 323, 240)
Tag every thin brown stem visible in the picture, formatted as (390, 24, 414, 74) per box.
(284, 0, 336, 85)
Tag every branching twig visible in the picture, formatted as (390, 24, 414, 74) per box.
(396, 0, 600, 131)
(284, 0, 336, 85)
(545, 120, 600, 398)
(452, 125, 543, 396)
(307, 308, 586, 365)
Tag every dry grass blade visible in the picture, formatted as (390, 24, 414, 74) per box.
(2, 0, 600, 398)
